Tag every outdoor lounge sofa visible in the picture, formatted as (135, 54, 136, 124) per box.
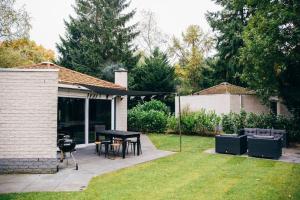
(242, 128, 288, 147)
(215, 134, 247, 155)
(248, 136, 282, 159)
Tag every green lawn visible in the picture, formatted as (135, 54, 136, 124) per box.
(1, 134, 300, 200)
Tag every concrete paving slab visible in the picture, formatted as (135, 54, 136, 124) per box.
(0, 135, 174, 194)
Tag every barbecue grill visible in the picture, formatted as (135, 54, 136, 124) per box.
(57, 134, 78, 170)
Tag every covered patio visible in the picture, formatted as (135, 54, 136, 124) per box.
(0, 135, 174, 193)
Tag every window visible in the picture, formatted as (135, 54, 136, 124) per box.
(270, 101, 277, 115)
(89, 99, 111, 143)
(57, 97, 85, 144)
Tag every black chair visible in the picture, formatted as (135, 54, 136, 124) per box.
(127, 139, 142, 156)
(248, 136, 282, 159)
(215, 134, 247, 155)
(94, 125, 111, 157)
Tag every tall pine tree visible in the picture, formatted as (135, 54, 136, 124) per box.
(206, 0, 255, 86)
(56, 0, 138, 78)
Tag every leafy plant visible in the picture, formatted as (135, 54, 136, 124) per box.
(128, 100, 169, 133)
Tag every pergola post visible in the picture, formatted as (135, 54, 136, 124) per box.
(85, 97, 89, 145)
(178, 93, 182, 152)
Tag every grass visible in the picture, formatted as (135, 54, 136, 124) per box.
(1, 134, 300, 200)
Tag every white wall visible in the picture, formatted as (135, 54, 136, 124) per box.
(230, 95, 241, 113)
(241, 95, 270, 114)
(0, 69, 58, 159)
(175, 94, 231, 116)
(114, 69, 128, 131)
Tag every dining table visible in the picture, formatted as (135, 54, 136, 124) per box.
(95, 130, 141, 159)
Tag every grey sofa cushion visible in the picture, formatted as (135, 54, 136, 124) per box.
(244, 128, 257, 136)
(271, 129, 286, 136)
(253, 135, 275, 139)
(257, 128, 271, 136)
(221, 134, 238, 137)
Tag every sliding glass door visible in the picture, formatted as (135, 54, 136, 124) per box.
(57, 97, 85, 144)
(89, 99, 111, 143)
(57, 97, 112, 144)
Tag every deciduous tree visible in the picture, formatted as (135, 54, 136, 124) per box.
(135, 10, 169, 55)
(0, 38, 55, 67)
(169, 25, 214, 94)
(0, 0, 31, 40)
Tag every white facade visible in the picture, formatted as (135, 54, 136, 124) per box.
(0, 68, 128, 173)
(175, 94, 290, 116)
(0, 69, 58, 173)
(175, 94, 230, 116)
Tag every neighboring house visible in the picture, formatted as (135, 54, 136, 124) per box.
(0, 62, 128, 173)
(175, 82, 291, 117)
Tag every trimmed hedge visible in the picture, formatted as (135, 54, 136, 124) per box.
(128, 100, 169, 133)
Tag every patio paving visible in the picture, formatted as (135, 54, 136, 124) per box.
(0, 134, 174, 194)
(204, 145, 300, 164)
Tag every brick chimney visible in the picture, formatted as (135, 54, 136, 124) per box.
(114, 68, 128, 131)
(114, 68, 128, 89)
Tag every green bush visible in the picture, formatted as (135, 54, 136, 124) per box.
(166, 116, 178, 132)
(221, 111, 300, 142)
(167, 109, 221, 136)
(128, 100, 169, 133)
(137, 99, 170, 115)
(221, 111, 247, 134)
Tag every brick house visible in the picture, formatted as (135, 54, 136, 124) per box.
(0, 62, 128, 173)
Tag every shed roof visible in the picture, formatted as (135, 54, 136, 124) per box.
(17, 62, 125, 90)
(193, 82, 255, 95)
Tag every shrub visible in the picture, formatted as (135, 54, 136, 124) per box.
(221, 111, 247, 134)
(128, 100, 169, 133)
(221, 111, 300, 142)
(167, 109, 221, 136)
(167, 116, 178, 133)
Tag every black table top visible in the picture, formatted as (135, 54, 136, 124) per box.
(96, 130, 141, 137)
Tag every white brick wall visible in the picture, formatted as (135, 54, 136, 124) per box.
(0, 69, 58, 159)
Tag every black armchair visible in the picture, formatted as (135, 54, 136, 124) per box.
(215, 134, 247, 155)
(248, 136, 282, 159)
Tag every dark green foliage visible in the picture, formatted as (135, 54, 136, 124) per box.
(240, 0, 300, 119)
(136, 99, 170, 115)
(56, 0, 139, 79)
(128, 100, 169, 133)
(129, 48, 176, 110)
(207, 0, 300, 121)
(130, 48, 176, 92)
(206, 0, 252, 86)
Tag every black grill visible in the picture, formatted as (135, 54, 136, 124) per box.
(57, 134, 78, 170)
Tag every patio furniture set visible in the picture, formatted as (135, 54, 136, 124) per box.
(215, 128, 288, 159)
(95, 129, 142, 159)
(57, 126, 142, 171)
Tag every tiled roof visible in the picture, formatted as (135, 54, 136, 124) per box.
(194, 82, 255, 95)
(17, 62, 125, 90)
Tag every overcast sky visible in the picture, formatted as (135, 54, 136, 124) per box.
(17, 0, 221, 55)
